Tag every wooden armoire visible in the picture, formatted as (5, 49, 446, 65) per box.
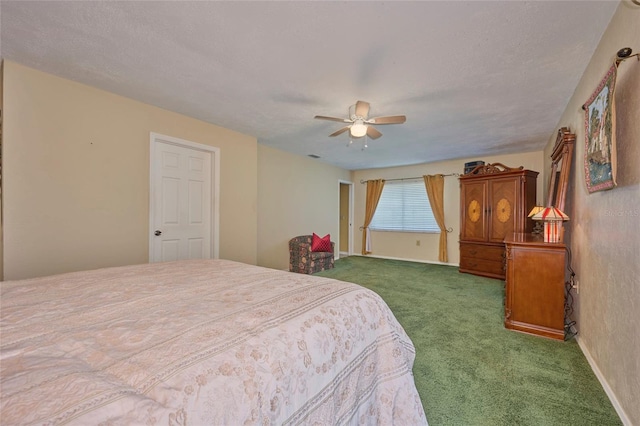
(459, 163, 538, 279)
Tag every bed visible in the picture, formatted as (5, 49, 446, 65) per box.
(1, 259, 427, 425)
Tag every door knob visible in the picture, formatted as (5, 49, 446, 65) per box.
(154, 230, 162, 236)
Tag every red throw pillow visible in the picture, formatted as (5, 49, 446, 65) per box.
(311, 233, 332, 252)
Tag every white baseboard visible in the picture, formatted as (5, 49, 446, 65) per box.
(347, 253, 458, 267)
(576, 336, 631, 425)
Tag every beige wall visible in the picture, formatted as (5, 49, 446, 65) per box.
(2, 61, 258, 280)
(352, 151, 544, 265)
(256, 144, 351, 270)
(0, 61, 3, 280)
(544, 3, 639, 423)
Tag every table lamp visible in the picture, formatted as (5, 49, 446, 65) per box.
(528, 206, 545, 235)
(531, 207, 569, 243)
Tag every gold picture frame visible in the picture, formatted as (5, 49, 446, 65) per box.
(547, 128, 575, 212)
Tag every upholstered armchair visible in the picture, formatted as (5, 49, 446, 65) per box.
(289, 235, 335, 274)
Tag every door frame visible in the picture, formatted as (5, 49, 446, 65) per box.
(338, 180, 354, 256)
(149, 132, 220, 262)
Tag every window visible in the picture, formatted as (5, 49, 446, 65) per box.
(370, 180, 438, 233)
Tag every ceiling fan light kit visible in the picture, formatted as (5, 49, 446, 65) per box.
(350, 120, 367, 138)
(314, 100, 406, 144)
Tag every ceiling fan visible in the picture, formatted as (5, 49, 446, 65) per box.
(314, 100, 406, 140)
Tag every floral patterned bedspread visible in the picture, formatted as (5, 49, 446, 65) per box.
(1, 259, 427, 425)
(0, 260, 426, 425)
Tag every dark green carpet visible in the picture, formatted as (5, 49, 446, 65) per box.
(316, 256, 621, 426)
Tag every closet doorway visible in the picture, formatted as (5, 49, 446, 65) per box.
(339, 181, 354, 258)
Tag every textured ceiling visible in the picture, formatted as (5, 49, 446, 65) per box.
(0, 1, 619, 170)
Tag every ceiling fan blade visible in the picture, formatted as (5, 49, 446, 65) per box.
(315, 115, 351, 123)
(355, 101, 370, 118)
(368, 115, 406, 125)
(329, 126, 351, 137)
(366, 126, 382, 139)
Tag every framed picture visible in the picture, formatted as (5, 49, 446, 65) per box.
(583, 63, 617, 193)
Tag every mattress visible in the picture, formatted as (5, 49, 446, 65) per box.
(1, 259, 426, 425)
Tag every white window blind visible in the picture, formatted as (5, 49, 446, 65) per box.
(370, 180, 439, 233)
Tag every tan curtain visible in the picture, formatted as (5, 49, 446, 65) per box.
(362, 179, 385, 255)
(424, 174, 448, 262)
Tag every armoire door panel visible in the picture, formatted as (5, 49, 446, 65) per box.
(488, 177, 519, 243)
(461, 181, 487, 241)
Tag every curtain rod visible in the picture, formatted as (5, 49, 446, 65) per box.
(359, 173, 459, 184)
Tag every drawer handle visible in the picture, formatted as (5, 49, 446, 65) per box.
(469, 250, 477, 255)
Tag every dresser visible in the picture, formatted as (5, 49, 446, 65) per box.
(504, 233, 566, 340)
(459, 164, 538, 279)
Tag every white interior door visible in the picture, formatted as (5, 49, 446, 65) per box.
(150, 134, 218, 263)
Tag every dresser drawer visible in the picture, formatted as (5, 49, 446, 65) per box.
(459, 242, 506, 279)
(460, 243, 505, 262)
(460, 256, 505, 276)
